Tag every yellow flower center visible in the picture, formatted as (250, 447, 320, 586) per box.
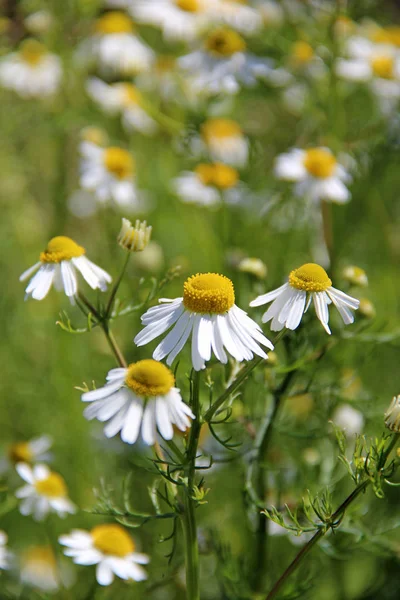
(8, 442, 33, 464)
(195, 163, 239, 189)
(81, 126, 108, 146)
(35, 472, 68, 498)
(176, 0, 200, 11)
(125, 360, 175, 397)
(201, 118, 242, 141)
(183, 273, 235, 314)
(205, 28, 247, 57)
(371, 55, 394, 79)
(292, 41, 314, 64)
(371, 26, 400, 47)
(40, 236, 85, 263)
(289, 263, 332, 292)
(94, 12, 134, 35)
(118, 83, 141, 106)
(91, 524, 135, 557)
(303, 148, 337, 178)
(19, 39, 46, 66)
(103, 147, 135, 179)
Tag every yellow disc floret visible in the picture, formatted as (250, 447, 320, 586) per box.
(103, 147, 135, 179)
(303, 148, 337, 178)
(19, 39, 46, 66)
(125, 360, 175, 397)
(292, 41, 314, 64)
(183, 273, 235, 314)
(195, 163, 239, 189)
(371, 55, 394, 79)
(94, 12, 134, 35)
(40, 236, 85, 263)
(8, 442, 33, 464)
(35, 472, 68, 498)
(176, 0, 200, 11)
(91, 524, 135, 557)
(289, 263, 332, 293)
(206, 28, 246, 56)
(118, 83, 141, 106)
(23, 546, 57, 568)
(201, 118, 242, 141)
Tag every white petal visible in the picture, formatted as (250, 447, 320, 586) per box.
(19, 262, 41, 282)
(97, 561, 114, 586)
(16, 463, 34, 484)
(249, 283, 289, 307)
(210, 316, 227, 363)
(191, 314, 206, 370)
(285, 291, 306, 330)
(165, 314, 194, 366)
(81, 380, 124, 402)
(141, 402, 157, 445)
(197, 316, 213, 361)
(313, 293, 331, 334)
(216, 314, 244, 361)
(61, 261, 78, 297)
(328, 287, 360, 310)
(134, 304, 185, 346)
(120, 398, 144, 444)
(153, 310, 191, 361)
(155, 397, 174, 440)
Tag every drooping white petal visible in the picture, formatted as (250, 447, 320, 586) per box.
(313, 292, 331, 334)
(155, 397, 174, 440)
(153, 310, 191, 361)
(96, 561, 114, 586)
(82, 379, 124, 402)
(249, 283, 289, 307)
(141, 401, 157, 445)
(120, 398, 144, 444)
(191, 314, 206, 371)
(60, 261, 78, 297)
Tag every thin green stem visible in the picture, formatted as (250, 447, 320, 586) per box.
(181, 370, 202, 600)
(204, 330, 287, 423)
(105, 253, 131, 319)
(265, 433, 400, 600)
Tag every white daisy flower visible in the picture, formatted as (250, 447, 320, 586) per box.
(209, 0, 262, 35)
(385, 395, 400, 432)
(0, 532, 12, 571)
(178, 28, 289, 96)
(274, 147, 352, 204)
(130, 0, 213, 42)
(342, 265, 368, 287)
(80, 142, 143, 211)
(88, 12, 154, 76)
(134, 272, 274, 371)
(81, 359, 194, 446)
(200, 118, 249, 167)
(174, 162, 240, 207)
(250, 262, 360, 334)
(15, 463, 76, 521)
(336, 40, 400, 114)
(20, 546, 68, 592)
(0, 39, 62, 98)
(332, 404, 364, 437)
(7, 435, 52, 467)
(20, 236, 112, 302)
(59, 524, 149, 586)
(86, 78, 158, 135)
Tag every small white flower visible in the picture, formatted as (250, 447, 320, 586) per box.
(131, 0, 213, 42)
(20, 545, 72, 592)
(174, 162, 240, 207)
(0, 39, 62, 98)
(81, 360, 194, 446)
(385, 396, 400, 432)
(332, 404, 364, 437)
(80, 142, 143, 211)
(60, 524, 149, 586)
(274, 147, 352, 204)
(209, 0, 262, 35)
(178, 28, 289, 96)
(20, 236, 111, 302)
(238, 257, 267, 280)
(86, 11, 154, 76)
(342, 265, 368, 287)
(135, 272, 274, 371)
(16, 463, 76, 521)
(199, 118, 249, 167)
(0, 532, 12, 571)
(7, 435, 52, 467)
(250, 263, 359, 334)
(86, 78, 157, 135)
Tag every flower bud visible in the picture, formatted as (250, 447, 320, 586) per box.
(118, 218, 152, 252)
(385, 395, 400, 432)
(342, 265, 368, 287)
(238, 257, 267, 279)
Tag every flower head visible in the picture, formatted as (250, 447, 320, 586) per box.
(238, 257, 267, 279)
(81, 360, 194, 445)
(385, 396, 400, 432)
(16, 463, 76, 520)
(342, 265, 368, 287)
(20, 546, 65, 592)
(20, 236, 111, 302)
(250, 263, 359, 334)
(135, 272, 274, 370)
(200, 118, 248, 166)
(60, 524, 149, 586)
(118, 218, 152, 252)
(174, 163, 240, 206)
(8, 435, 52, 466)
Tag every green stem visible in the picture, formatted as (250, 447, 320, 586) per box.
(265, 433, 400, 600)
(105, 253, 131, 319)
(181, 370, 202, 600)
(204, 330, 287, 423)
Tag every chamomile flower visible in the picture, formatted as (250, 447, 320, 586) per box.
(7, 435, 52, 466)
(87, 12, 154, 76)
(209, 0, 262, 35)
(0, 532, 12, 571)
(20, 546, 64, 592)
(15, 463, 76, 521)
(86, 78, 157, 135)
(336, 41, 400, 114)
(131, 0, 213, 42)
(80, 142, 143, 211)
(59, 524, 149, 586)
(250, 263, 359, 334)
(81, 360, 194, 445)
(20, 236, 111, 302)
(178, 28, 288, 96)
(199, 118, 249, 167)
(0, 39, 62, 98)
(274, 147, 352, 204)
(385, 395, 400, 433)
(134, 273, 274, 370)
(342, 265, 368, 287)
(173, 162, 240, 207)
(118, 218, 152, 252)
